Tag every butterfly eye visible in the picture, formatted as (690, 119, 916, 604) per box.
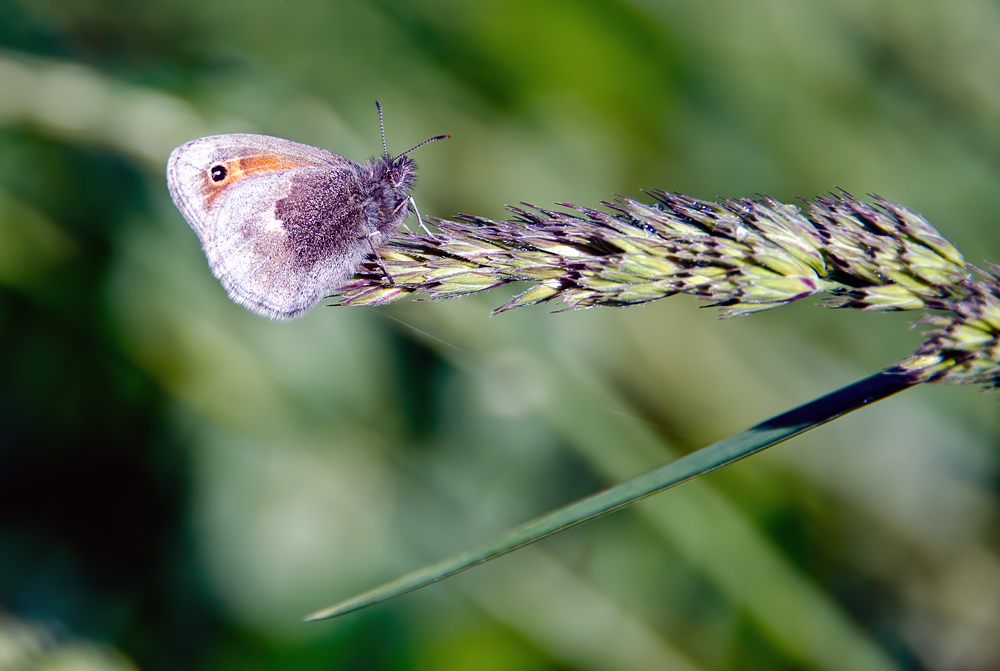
(210, 165, 228, 182)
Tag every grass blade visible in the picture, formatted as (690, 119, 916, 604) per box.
(305, 370, 915, 622)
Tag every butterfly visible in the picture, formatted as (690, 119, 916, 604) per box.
(166, 102, 447, 320)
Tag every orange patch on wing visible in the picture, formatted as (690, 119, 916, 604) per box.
(201, 153, 315, 207)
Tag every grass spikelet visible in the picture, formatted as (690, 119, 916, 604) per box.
(332, 190, 998, 386)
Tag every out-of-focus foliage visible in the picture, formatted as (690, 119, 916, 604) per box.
(0, 615, 137, 670)
(1, 1, 999, 670)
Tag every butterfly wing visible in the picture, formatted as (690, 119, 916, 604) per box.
(167, 134, 376, 320)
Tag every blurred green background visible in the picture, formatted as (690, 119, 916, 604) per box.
(2, 1, 1000, 669)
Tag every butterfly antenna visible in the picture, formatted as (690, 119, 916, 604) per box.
(376, 100, 389, 160)
(399, 134, 450, 157)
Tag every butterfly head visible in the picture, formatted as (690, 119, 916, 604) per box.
(374, 101, 448, 192)
(384, 153, 417, 190)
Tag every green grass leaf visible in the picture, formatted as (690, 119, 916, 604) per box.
(305, 370, 914, 622)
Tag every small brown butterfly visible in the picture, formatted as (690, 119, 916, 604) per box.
(166, 102, 447, 320)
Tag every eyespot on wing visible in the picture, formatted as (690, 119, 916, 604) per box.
(166, 133, 350, 236)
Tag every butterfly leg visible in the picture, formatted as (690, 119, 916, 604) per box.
(366, 234, 396, 286)
(391, 199, 415, 234)
(409, 196, 436, 238)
